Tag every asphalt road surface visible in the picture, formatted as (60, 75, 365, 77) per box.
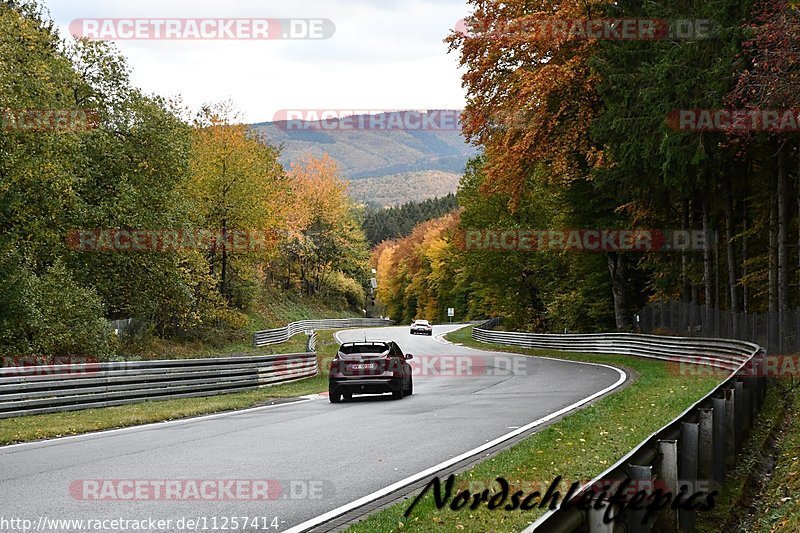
(0, 324, 624, 532)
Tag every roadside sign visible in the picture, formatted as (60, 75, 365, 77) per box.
(448, 308, 455, 317)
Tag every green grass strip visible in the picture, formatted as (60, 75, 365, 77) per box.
(739, 379, 800, 532)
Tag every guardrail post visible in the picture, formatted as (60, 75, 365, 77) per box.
(588, 502, 615, 533)
(306, 331, 317, 353)
(733, 381, 744, 452)
(742, 380, 752, 433)
(626, 465, 652, 533)
(724, 388, 738, 466)
(751, 357, 763, 416)
(724, 387, 736, 467)
(678, 422, 698, 530)
(711, 397, 726, 484)
(656, 440, 678, 531)
(697, 408, 713, 483)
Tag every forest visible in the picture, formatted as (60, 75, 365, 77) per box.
(0, 1, 370, 360)
(374, 0, 800, 333)
(362, 194, 458, 246)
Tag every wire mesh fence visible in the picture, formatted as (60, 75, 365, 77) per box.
(637, 300, 800, 355)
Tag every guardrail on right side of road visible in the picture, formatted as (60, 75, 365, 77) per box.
(472, 318, 765, 533)
(472, 318, 758, 372)
(253, 318, 394, 348)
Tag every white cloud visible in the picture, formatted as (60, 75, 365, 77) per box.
(45, 0, 470, 123)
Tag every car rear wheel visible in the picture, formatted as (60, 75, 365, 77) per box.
(392, 388, 404, 400)
(405, 378, 413, 396)
(329, 391, 342, 403)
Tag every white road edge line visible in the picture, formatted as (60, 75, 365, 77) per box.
(284, 359, 627, 532)
(433, 332, 454, 345)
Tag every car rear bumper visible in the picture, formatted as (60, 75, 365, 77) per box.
(329, 378, 403, 395)
(410, 329, 432, 335)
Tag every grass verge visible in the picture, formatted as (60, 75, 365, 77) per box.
(734, 379, 800, 532)
(0, 330, 342, 446)
(345, 326, 725, 533)
(693, 382, 784, 532)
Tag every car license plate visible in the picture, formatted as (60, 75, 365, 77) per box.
(350, 363, 376, 370)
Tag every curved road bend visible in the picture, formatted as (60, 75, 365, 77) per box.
(0, 324, 624, 532)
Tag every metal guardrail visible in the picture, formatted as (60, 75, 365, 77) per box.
(471, 319, 765, 533)
(306, 330, 317, 353)
(0, 318, 393, 420)
(253, 318, 393, 347)
(0, 353, 319, 419)
(473, 318, 758, 372)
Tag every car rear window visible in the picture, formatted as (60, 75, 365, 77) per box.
(339, 343, 390, 355)
(415, 320, 430, 325)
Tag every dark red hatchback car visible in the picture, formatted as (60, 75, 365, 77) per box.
(328, 341, 414, 403)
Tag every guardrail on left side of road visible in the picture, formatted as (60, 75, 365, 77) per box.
(0, 353, 318, 419)
(1, 317, 394, 419)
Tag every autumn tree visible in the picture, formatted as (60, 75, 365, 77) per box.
(281, 154, 369, 306)
(186, 103, 288, 303)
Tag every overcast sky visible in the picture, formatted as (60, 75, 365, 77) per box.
(45, 0, 470, 123)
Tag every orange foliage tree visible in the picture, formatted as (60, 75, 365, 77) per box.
(446, 0, 607, 205)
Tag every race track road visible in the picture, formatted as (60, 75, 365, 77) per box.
(0, 324, 625, 532)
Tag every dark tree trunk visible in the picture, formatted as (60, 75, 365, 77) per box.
(742, 170, 750, 314)
(702, 193, 714, 308)
(221, 218, 229, 300)
(724, 181, 740, 314)
(778, 143, 790, 315)
(608, 253, 629, 330)
(689, 195, 700, 307)
(701, 191, 715, 336)
(769, 161, 778, 315)
(682, 195, 691, 303)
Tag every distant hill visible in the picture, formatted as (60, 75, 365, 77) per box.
(347, 170, 462, 207)
(252, 111, 478, 204)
